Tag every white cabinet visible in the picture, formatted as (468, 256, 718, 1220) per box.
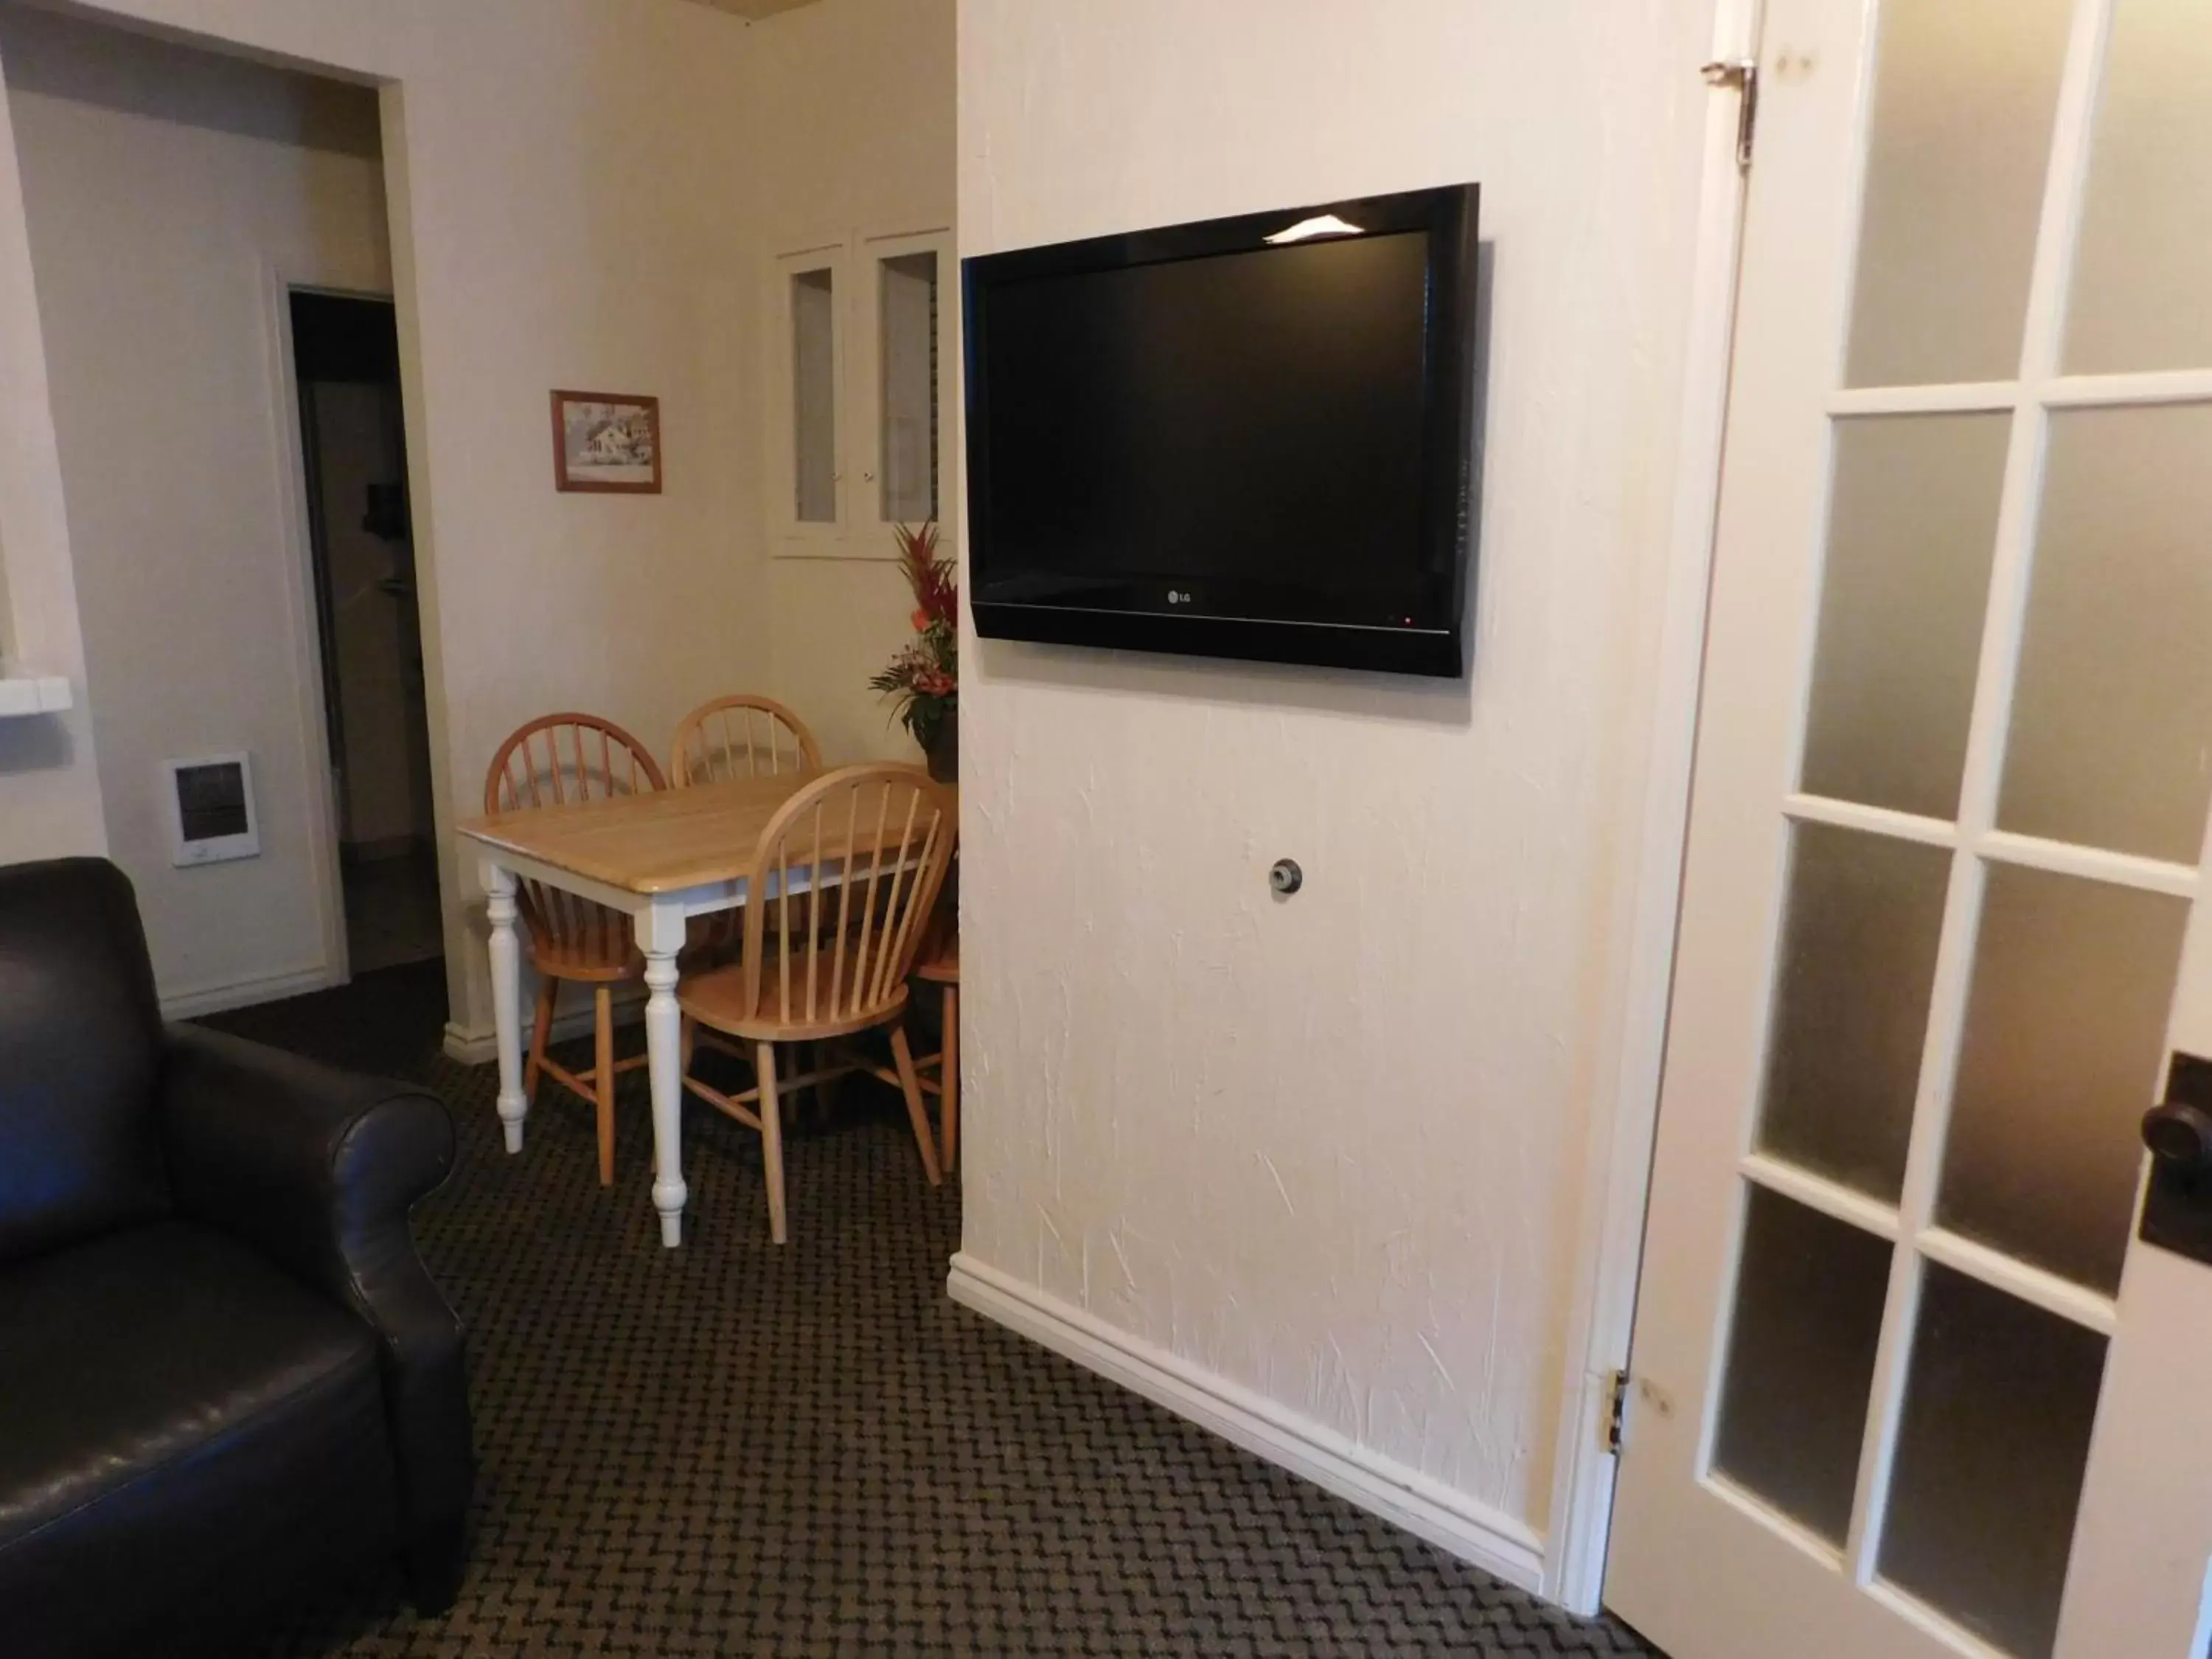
(768, 227, 952, 559)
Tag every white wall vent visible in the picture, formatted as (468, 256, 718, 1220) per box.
(162, 752, 260, 866)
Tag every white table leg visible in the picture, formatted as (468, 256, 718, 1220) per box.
(638, 899, 689, 1247)
(484, 859, 529, 1154)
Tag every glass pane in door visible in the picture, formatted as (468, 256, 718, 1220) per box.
(1844, 0, 2074, 388)
(1878, 1262, 2108, 1659)
(1938, 862, 2188, 1292)
(1756, 823, 1952, 1200)
(878, 251, 939, 523)
(2064, 0, 2212, 372)
(1712, 1185, 1893, 1545)
(1800, 414, 2009, 817)
(791, 267, 838, 523)
(1997, 403, 2212, 863)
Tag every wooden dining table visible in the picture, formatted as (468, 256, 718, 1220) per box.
(457, 768, 955, 1247)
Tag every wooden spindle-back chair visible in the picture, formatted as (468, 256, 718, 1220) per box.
(669, 694, 824, 959)
(484, 712, 668, 1185)
(676, 763, 954, 1243)
(670, 694, 821, 787)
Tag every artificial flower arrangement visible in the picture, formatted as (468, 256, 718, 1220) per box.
(868, 522, 957, 776)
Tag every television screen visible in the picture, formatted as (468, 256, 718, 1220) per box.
(963, 184, 1478, 676)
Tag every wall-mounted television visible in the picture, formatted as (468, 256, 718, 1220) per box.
(961, 184, 1479, 678)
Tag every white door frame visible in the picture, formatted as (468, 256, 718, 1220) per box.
(263, 269, 371, 1005)
(257, 273, 425, 1018)
(1540, 0, 1764, 1613)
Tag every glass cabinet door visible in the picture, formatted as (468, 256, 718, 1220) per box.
(771, 230, 951, 557)
(776, 245, 848, 538)
(874, 246, 940, 526)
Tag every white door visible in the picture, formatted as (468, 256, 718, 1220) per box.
(1609, 1, 2212, 1656)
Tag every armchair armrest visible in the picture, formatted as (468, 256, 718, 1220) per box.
(156, 1023, 473, 1608)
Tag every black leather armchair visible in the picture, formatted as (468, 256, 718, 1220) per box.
(0, 858, 473, 1657)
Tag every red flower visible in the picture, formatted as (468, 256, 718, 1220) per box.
(896, 523, 956, 623)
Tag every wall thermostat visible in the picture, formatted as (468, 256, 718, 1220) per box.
(162, 752, 260, 866)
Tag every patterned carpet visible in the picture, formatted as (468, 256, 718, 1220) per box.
(202, 964, 1665, 1658)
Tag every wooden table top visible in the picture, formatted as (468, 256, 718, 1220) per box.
(458, 771, 956, 896)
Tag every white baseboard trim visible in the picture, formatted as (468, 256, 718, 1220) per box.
(163, 963, 344, 1020)
(946, 1253, 1547, 1596)
(442, 984, 647, 1065)
(441, 1024, 492, 1065)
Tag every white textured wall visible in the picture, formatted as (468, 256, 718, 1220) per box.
(1, 6, 389, 1006)
(745, 0, 954, 765)
(0, 55, 102, 865)
(765, 556, 928, 764)
(0, 0, 762, 1032)
(956, 0, 1713, 1548)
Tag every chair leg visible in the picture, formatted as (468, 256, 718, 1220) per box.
(593, 984, 616, 1187)
(524, 976, 556, 1100)
(940, 984, 959, 1176)
(890, 1025, 943, 1186)
(757, 1040, 787, 1245)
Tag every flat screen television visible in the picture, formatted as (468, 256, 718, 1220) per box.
(961, 184, 1479, 677)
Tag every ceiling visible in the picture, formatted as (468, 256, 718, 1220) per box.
(682, 0, 821, 18)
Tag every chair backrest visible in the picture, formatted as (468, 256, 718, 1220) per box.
(0, 858, 169, 1266)
(671, 694, 821, 786)
(484, 713, 667, 959)
(738, 764, 954, 1029)
(485, 712, 667, 814)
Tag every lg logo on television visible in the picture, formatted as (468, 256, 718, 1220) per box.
(1166, 590, 1191, 605)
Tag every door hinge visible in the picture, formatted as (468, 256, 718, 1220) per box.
(1702, 57, 1759, 171)
(1602, 1369, 1630, 1456)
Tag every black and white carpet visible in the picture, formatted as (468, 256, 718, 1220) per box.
(203, 963, 1665, 1658)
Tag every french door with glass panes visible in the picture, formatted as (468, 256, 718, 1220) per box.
(1608, 1, 2212, 1658)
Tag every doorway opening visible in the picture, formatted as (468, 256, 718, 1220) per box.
(288, 291, 441, 976)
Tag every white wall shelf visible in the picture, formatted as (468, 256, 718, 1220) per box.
(0, 674, 73, 717)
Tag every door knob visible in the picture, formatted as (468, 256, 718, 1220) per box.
(2141, 1100, 2212, 1173)
(2140, 1056, 2212, 1266)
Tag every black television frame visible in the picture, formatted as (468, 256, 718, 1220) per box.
(961, 183, 1480, 678)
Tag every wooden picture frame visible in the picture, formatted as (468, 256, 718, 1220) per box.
(550, 389, 661, 494)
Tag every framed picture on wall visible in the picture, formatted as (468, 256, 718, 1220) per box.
(550, 390, 661, 493)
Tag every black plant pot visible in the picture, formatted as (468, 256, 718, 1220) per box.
(922, 706, 959, 784)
